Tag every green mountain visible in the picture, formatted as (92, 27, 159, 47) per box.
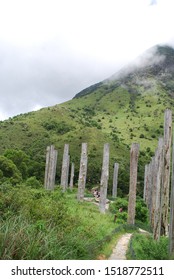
(0, 45, 174, 195)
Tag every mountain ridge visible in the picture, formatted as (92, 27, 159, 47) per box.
(74, 44, 174, 99)
(0, 44, 174, 195)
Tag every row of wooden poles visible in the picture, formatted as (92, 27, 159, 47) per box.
(143, 109, 174, 255)
(44, 142, 119, 212)
(44, 109, 174, 254)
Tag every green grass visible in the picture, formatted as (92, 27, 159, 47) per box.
(0, 185, 121, 260)
(127, 233, 170, 260)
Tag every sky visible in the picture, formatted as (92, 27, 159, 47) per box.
(0, 0, 174, 120)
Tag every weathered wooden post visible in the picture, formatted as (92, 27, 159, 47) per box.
(66, 155, 70, 187)
(153, 138, 163, 240)
(151, 152, 158, 231)
(44, 146, 51, 189)
(112, 163, 119, 198)
(69, 162, 75, 190)
(44, 145, 58, 190)
(147, 161, 153, 213)
(161, 109, 172, 236)
(143, 164, 148, 201)
(169, 133, 174, 254)
(99, 143, 110, 214)
(52, 148, 58, 188)
(127, 143, 140, 225)
(61, 144, 69, 192)
(77, 143, 88, 201)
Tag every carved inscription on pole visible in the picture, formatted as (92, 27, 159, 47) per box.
(77, 143, 88, 202)
(127, 143, 140, 225)
(99, 143, 110, 214)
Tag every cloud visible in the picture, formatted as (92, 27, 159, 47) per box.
(0, 0, 174, 120)
(0, 40, 123, 119)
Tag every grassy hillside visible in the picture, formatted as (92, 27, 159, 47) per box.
(0, 45, 174, 196)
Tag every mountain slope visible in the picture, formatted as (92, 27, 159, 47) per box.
(0, 45, 174, 195)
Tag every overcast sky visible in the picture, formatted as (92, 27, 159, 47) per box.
(0, 0, 174, 120)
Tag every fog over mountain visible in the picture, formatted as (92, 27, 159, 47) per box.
(0, 0, 174, 120)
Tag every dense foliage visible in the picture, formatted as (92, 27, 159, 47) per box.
(109, 197, 148, 224)
(127, 233, 169, 260)
(0, 184, 117, 260)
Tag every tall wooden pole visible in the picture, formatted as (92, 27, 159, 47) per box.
(61, 144, 69, 192)
(44, 145, 57, 190)
(169, 133, 174, 254)
(151, 151, 158, 230)
(99, 143, 110, 214)
(44, 146, 51, 189)
(65, 155, 70, 188)
(161, 109, 172, 236)
(51, 147, 58, 189)
(127, 143, 140, 225)
(112, 163, 119, 198)
(147, 161, 153, 214)
(153, 138, 163, 240)
(77, 143, 88, 201)
(69, 162, 75, 190)
(143, 164, 148, 201)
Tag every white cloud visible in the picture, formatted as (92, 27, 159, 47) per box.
(0, 0, 174, 120)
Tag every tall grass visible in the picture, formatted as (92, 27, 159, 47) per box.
(0, 185, 118, 259)
(127, 233, 169, 260)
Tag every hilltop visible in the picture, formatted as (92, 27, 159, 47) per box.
(0, 44, 174, 195)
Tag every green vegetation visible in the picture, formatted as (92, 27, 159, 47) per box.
(0, 45, 174, 259)
(127, 233, 170, 260)
(0, 184, 120, 260)
(109, 197, 148, 224)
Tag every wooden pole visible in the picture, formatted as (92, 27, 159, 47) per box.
(169, 133, 174, 254)
(77, 143, 88, 201)
(61, 144, 69, 192)
(147, 161, 153, 214)
(44, 146, 51, 189)
(69, 162, 75, 190)
(143, 164, 148, 201)
(151, 151, 158, 231)
(44, 145, 57, 190)
(112, 163, 119, 198)
(99, 143, 110, 214)
(65, 155, 70, 188)
(50, 147, 58, 190)
(127, 143, 140, 225)
(161, 109, 172, 236)
(153, 138, 163, 240)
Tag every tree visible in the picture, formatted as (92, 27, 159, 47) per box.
(0, 156, 22, 184)
(4, 149, 30, 179)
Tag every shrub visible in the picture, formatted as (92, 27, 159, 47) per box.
(128, 233, 169, 260)
(42, 121, 73, 135)
(139, 134, 145, 138)
(0, 156, 22, 185)
(25, 176, 42, 189)
(109, 197, 148, 223)
(4, 149, 30, 179)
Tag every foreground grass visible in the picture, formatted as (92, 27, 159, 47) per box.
(0, 184, 120, 260)
(127, 233, 170, 260)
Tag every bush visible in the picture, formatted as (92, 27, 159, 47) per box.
(109, 197, 148, 223)
(42, 121, 73, 135)
(25, 176, 42, 189)
(4, 149, 30, 179)
(128, 233, 169, 260)
(0, 156, 22, 185)
(139, 134, 145, 138)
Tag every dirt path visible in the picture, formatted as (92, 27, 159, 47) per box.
(108, 233, 132, 260)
